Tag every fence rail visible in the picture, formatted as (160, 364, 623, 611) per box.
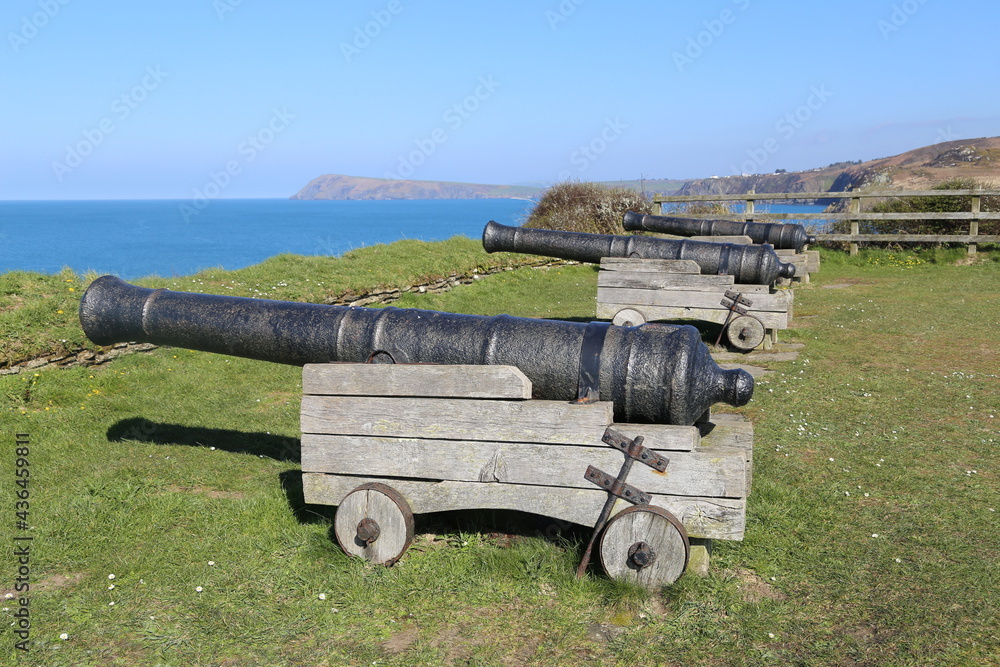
(652, 190, 1000, 255)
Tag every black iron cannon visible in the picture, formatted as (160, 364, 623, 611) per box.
(80, 276, 753, 426)
(622, 210, 817, 253)
(482, 221, 795, 285)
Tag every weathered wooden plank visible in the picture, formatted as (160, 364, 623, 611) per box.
(654, 189, 1000, 201)
(700, 414, 754, 452)
(646, 213, 1000, 222)
(700, 413, 754, 491)
(819, 233, 1000, 242)
(596, 302, 788, 329)
(302, 363, 532, 399)
(805, 250, 820, 273)
(301, 434, 746, 498)
(301, 395, 615, 444)
(609, 423, 699, 452)
(598, 272, 746, 292)
(688, 235, 754, 245)
(774, 250, 809, 266)
(302, 473, 746, 540)
(599, 258, 701, 273)
(597, 287, 792, 312)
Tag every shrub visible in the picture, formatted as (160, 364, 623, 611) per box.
(661, 200, 741, 217)
(522, 181, 653, 235)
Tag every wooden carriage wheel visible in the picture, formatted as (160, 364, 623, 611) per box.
(725, 315, 765, 351)
(334, 482, 414, 566)
(612, 308, 647, 327)
(598, 505, 689, 587)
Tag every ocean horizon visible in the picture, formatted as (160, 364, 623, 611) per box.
(0, 198, 830, 281)
(0, 198, 535, 280)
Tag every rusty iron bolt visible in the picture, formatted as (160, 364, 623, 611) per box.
(356, 518, 381, 545)
(628, 541, 657, 570)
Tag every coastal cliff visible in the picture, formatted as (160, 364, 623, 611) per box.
(675, 137, 1000, 197)
(291, 137, 1000, 201)
(290, 174, 541, 201)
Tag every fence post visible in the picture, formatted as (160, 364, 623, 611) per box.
(745, 189, 755, 222)
(654, 195, 663, 216)
(969, 194, 981, 256)
(849, 197, 861, 256)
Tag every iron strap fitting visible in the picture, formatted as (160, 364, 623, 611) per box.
(575, 427, 670, 578)
(717, 244, 731, 276)
(583, 466, 651, 506)
(572, 321, 611, 404)
(715, 290, 754, 347)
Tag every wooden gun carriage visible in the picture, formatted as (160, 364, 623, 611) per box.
(596, 257, 794, 351)
(78, 277, 755, 587)
(301, 363, 753, 587)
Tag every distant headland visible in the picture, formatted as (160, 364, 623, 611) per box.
(290, 137, 1000, 201)
(289, 174, 542, 201)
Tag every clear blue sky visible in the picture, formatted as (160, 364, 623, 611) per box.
(3, 0, 997, 199)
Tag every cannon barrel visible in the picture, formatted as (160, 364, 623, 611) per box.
(80, 276, 753, 426)
(622, 210, 817, 253)
(482, 220, 795, 285)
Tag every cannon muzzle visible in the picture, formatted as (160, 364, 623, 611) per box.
(622, 211, 817, 252)
(483, 220, 794, 284)
(80, 276, 753, 425)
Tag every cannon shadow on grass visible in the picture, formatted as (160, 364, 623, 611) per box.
(105, 418, 598, 561)
(107, 417, 301, 461)
(105, 417, 333, 523)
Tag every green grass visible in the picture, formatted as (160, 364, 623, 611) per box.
(2, 245, 999, 665)
(0, 236, 538, 369)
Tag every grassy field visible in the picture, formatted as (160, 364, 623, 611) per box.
(1, 245, 998, 665)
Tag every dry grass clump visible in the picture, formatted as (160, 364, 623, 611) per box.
(663, 200, 741, 217)
(523, 181, 653, 235)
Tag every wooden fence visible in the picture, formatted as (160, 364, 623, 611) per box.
(652, 190, 1000, 255)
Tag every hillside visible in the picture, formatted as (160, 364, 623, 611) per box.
(290, 174, 541, 200)
(676, 137, 1000, 197)
(291, 137, 1000, 202)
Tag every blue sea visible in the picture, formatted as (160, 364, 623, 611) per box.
(0, 198, 830, 280)
(0, 198, 534, 280)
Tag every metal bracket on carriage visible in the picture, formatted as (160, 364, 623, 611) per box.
(721, 289, 752, 316)
(714, 290, 753, 347)
(575, 427, 669, 578)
